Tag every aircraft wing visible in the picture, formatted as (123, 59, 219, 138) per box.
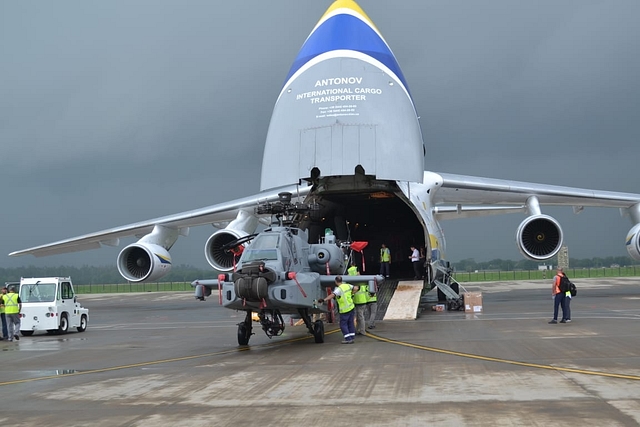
(9, 184, 310, 257)
(431, 172, 640, 219)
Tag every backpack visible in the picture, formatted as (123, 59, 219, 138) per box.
(569, 281, 577, 297)
(559, 274, 577, 296)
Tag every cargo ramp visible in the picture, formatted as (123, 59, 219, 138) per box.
(383, 280, 424, 320)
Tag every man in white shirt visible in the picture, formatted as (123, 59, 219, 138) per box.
(409, 246, 421, 279)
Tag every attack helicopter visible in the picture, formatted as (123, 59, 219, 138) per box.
(192, 192, 383, 345)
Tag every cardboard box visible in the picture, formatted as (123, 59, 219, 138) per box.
(464, 292, 483, 313)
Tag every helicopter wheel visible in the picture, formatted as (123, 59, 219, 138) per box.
(313, 320, 325, 343)
(237, 311, 253, 346)
(237, 324, 251, 346)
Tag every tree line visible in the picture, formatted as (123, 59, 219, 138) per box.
(2, 256, 638, 285)
(452, 256, 639, 273)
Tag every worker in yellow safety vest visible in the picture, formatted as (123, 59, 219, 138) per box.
(367, 285, 378, 330)
(318, 276, 359, 344)
(347, 262, 359, 276)
(346, 262, 360, 330)
(379, 244, 391, 278)
(2, 286, 22, 342)
(0, 286, 8, 340)
(353, 283, 369, 335)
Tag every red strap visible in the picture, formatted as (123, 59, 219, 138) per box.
(327, 288, 335, 323)
(231, 246, 243, 273)
(287, 272, 307, 298)
(230, 245, 244, 256)
(217, 274, 225, 305)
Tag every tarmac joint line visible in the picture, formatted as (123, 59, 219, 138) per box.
(368, 332, 640, 381)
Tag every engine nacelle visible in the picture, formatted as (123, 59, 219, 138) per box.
(205, 229, 248, 272)
(625, 223, 640, 261)
(308, 244, 345, 274)
(117, 243, 172, 283)
(516, 214, 563, 260)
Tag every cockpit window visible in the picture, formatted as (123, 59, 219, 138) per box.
(241, 234, 279, 262)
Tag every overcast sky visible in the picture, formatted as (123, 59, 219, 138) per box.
(2, 0, 640, 270)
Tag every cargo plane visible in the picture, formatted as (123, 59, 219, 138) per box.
(10, 0, 640, 344)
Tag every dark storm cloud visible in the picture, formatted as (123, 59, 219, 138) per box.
(1, 0, 639, 269)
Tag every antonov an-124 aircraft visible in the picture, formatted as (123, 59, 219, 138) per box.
(10, 0, 640, 345)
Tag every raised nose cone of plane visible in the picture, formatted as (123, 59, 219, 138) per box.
(282, 0, 410, 96)
(261, 0, 425, 191)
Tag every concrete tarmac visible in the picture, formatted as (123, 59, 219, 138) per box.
(1, 277, 640, 426)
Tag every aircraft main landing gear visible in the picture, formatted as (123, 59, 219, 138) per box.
(237, 310, 254, 346)
(298, 308, 324, 343)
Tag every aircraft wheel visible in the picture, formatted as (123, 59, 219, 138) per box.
(58, 314, 69, 334)
(313, 320, 324, 343)
(237, 324, 250, 346)
(77, 315, 88, 332)
(21, 331, 34, 337)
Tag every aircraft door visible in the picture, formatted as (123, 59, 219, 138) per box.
(59, 281, 78, 327)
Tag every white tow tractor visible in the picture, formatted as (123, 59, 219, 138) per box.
(18, 277, 89, 336)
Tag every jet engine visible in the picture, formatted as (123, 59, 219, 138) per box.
(205, 210, 260, 272)
(516, 214, 563, 260)
(117, 243, 172, 282)
(625, 223, 640, 261)
(205, 229, 250, 272)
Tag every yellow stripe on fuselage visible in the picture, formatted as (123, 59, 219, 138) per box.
(321, 0, 378, 32)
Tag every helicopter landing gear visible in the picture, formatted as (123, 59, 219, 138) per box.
(298, 308, 324, 343)
(313, 320, 325, 343)
(237, 310, 254, 346)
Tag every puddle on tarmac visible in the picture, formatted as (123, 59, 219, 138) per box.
(24, 369, 81, 376)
